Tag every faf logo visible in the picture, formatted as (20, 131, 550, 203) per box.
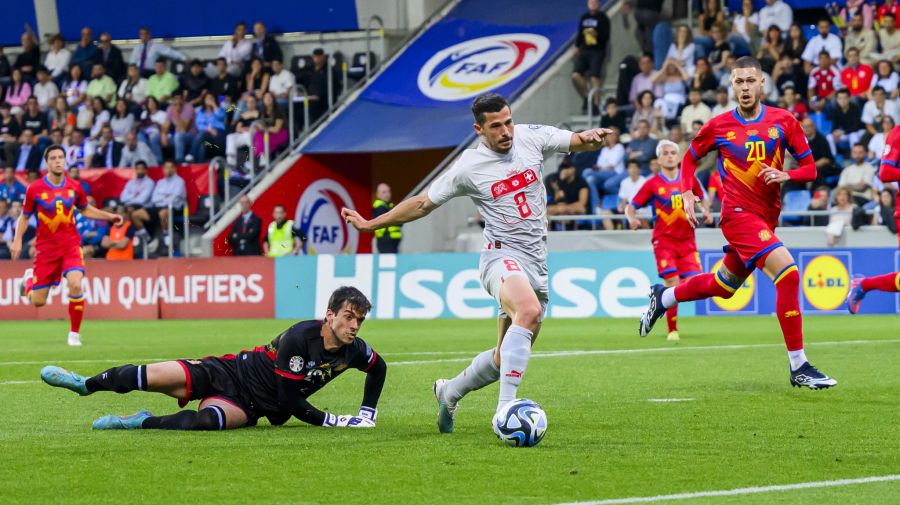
(417, 33, 549, 101)
(802, 255, 849, 311)
(295, 179, 359, 255)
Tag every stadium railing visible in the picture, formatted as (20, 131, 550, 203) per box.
(547, 209, 878, 228)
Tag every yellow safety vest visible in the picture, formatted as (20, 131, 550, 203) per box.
(373, 199, 402, 239)
(267, 220, 295, 257)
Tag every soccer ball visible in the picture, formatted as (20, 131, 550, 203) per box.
(492, 398, 547, 447)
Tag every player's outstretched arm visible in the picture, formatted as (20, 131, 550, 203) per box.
(81, 204, 124, 226)
(342, 195, 438, 233)
(277, 378, 374, 428)
(624, 203, 641, 230)
(9, 213, 29, 260)
(357, 354, 387, 423)
(569, 128, 615, 152)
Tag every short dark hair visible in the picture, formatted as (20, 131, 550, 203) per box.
(471, 93, 510, 125)
(873, 85, 886, 94)
(836, 88, 850, 96)
(733, 56, 762, 73)
(43, 144, 65, 161)
(327, 286, 372, 315)
(847, 47, 860, 55)
(163, 158, 176, 166)
(135, 160, 147, 169)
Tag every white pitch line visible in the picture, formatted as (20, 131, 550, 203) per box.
(0, 380, 40, 385)
(647, 398, 694, 403)
(553, 474, 900, 505)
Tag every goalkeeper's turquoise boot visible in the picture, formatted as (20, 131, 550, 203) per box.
(433, 379, 457, 434)
(92, 410, 153, 430)
(41, 366, 91, 396)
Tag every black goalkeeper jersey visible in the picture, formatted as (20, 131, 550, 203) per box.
(234, 319, 379, 415)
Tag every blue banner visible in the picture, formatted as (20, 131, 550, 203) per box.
(302, 0, 585, 153)
(696, 248, 900, 316)
(274, 251, 695, 320)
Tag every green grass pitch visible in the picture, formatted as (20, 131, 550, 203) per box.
(0, 316, 898, 504)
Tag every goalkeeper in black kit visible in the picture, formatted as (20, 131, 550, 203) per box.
(41, 286, 387, 430)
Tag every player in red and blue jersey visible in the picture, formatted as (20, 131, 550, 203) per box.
(846, 124, 900, 313)
(10, 145, 122, 347)
(626, 140, 711, 341)
(639, 57, 837, 389)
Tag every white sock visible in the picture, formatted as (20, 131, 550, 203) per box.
(662, 287, 678, 308)
(497, 325, 533, 412)
(444, 348, 499, 405)
(788, 349, 808, 371)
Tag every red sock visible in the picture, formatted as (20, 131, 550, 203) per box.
(774, 265, 803, 351)
(673, 272, 734, 302)
(68, 295, 85, 333)
(861, 272, 900, 293)
(665, 306, 678, 332)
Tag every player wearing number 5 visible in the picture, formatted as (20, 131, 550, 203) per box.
(625, 140, 711, 341)
(341, 93, 611, 433)
(639, 57, 837, 389)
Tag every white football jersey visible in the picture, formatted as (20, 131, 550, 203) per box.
(428, 124, 573, 264)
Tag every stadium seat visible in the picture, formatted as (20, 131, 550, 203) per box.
(600, 194, 619, 211)
(291, 55, 314, 79)
(782, 190, 812, 226)
(348, 51, 377, 80)
(172, 60, 187, 76)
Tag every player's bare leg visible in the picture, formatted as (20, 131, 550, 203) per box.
(663, 276, 680, 341)
(495, 275, 541, 413)
(64, 269, 86, 346)
(760, 247, 836, 389)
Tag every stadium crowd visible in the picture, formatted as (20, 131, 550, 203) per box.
(557, 0, 898, 238)
(0, 22, 340, 260)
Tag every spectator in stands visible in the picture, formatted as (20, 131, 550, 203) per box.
(756, 26, 783, 74)
(5, 68, 31, 116)
(628, 55, 663, 107)
(827, 187, 856, 245)
(572, 0, 610, 112)
(731, 0, 759, 47)
(70, 27, 99, 77)
(90, 125, 123, 168)
(653, 59, 689, 120)
(708, 22, 732, 78)
(692, 58, 719, 103)
(229, 195, 263, 255)
(182, 60, 210, 107)
(49, 96, 75, 137)
(696, 0, 726, 42)
(773, 53, 806, 98)
(840, 48, 873, 99)
(547, 161, 589, 228)
(20, 96, 49, 140)
(871, 60, 900, 99)
(802, 18, 843, 74)
(829, 89, 865, 155)
(165, 94, 197, 163)
(600, 98, 627, 131)
(801, 117, 840, 189)
(244, 57, 270, 101)
(667, 124, 689, 154)
(0, 166, 26, 201)
(211, 58, 241, 104)
(873, 189, 897, 228)
(0, 199, 11, 259)
(219, 22, 253, 77)
(867, 116, 895, 161)
(877, 0, 900, 28)
(101, 204, 136, 260)
(97, 32, 126, 82)
(634, 0, 664, 55)
(120, 131, 157, 168)
(7, 130, 41, 171)
(845, 14, 877, 66)
(44, 34, 71, 84)
(666, 25, 695, 75)
(146, 59, 179, 104)
(64, 129, 90, 169)
(117, 64, 148, 105)
(138, 96, 166, 164)
(121, 160, 155, 208)
(808, 51, 841, 105)
(268, 59, 296, 110)
(252, 21, 283, 69)
(0, 47, 9, 86)
(862, 86, 900, 136)
(0, 103, 21, 165)
(805, 185, 830, 226)
(253, 91, 287, 165)
(782, 85, 807, 120)
(585, 127, 625, 204)
(33, 67, 59, 111)
(226, 94, 259, 169)
(680, 88, 712, 134)
(110, 99, 134, 141)
(150, 159, 186, 242)
(190, 93, 226, 163)
(14, 28, 40, 81)
(627, 119, 658, 175)
(62, 64, 88, 110)
(264, 204, 301, 256)
(75, 196, 106, 259)
(782, 23, 807, 68)
(619, 160, 651, 228)
(84, 97, 109, 146)
(874, 14, 900, 62)
(839, 144, 876, 205)
(758, 0, 793, 34)
(68, 165, 91, 195)
(87, 63, 117, 106)
(129, 27, 186, 76)
(630, 90, 664, 138)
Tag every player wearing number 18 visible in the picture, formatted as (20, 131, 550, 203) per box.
(639, 56, 837, 389)
(341, 93, 612, 437)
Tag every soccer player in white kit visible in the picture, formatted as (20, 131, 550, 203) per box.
(342, 93, 611, 433)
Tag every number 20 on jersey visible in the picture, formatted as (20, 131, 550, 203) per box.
(745, 140, 766, 162)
